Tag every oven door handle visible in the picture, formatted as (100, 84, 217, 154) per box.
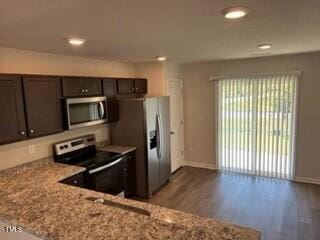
(88, 157, 123, 174)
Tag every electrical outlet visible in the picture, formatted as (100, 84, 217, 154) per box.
(28, 145, 35, 154)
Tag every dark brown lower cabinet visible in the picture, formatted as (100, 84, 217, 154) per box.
(123, 151, 136, 197)
(23, 76, 63, 138)
(0, 76, 27, 144)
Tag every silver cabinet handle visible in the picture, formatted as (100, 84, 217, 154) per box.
(132, 87, 135, 91)
(30, 129, 34, 134)
(21, 131, 25, 135)
(85, 89, 88, 93)
(81, 89, 85, 93)
(136, 87, 139, 90)
(73, 180, 78, 184)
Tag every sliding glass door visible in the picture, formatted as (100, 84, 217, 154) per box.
(217, 73, 298, 180)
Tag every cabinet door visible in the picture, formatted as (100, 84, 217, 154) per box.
(0, 76, 27, 144)
(134, 79, 147, 94)
(117, 79, 135, 94)
(124, 152, 136, 197)
(107, 99, 119, 122)
(102, 78, 117, 98)
(23, 77, 63, 138)
(62, 78, 83, 97)
(82, 78, 102, 96)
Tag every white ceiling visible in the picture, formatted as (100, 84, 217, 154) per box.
(1, 0, 320, 63)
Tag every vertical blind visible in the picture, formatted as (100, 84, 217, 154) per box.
(217, 73, 298, 180)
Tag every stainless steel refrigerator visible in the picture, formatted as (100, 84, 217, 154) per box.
(111, 97, 171, 198)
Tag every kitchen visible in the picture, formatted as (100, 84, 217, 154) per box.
(0, 73, 259, 239)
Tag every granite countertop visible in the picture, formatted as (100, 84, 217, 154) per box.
(0, 158, 260, 240)
(98, 145, 136, 154)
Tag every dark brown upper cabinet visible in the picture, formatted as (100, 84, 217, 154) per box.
(23, 76, 63, 138)
(82, 78, 102, 96)
(102, 78, 117, 98)
(62, 77, 102, 97)
(117, 79, 135, 94)
(134, 78, 148, 94)
(102, 78, 118, 122)
(117, 78, 147, 95)
(0, 76, 27, 144)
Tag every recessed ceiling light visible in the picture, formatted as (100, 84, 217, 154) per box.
(68, 38, 86, 46)
(222, 6, 249, 19)
(258, 44, 272, 50)
(157, 56, 167, 61)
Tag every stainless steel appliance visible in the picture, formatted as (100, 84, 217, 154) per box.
(111, 97, 171, 198)
(53, 135, 125, 196)
(64, 96, 107, 130)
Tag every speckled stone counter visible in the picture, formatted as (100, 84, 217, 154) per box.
(0, 158, 260, 240)
(98, 145, 136, 154)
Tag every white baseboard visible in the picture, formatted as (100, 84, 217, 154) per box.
(183, 161, 217, 170)
(178, 164, 320, 184)
(294, 177, 320, 185)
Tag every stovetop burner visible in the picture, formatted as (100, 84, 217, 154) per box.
(71, 150, 123, 169)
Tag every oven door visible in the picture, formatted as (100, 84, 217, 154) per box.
(66, 97, 107, 129)
(87, 157, 124, 195)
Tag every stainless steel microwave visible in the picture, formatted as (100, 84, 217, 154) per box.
(64, 97, 107, 130)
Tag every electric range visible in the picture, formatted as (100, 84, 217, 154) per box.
(53, 135, 125, 196)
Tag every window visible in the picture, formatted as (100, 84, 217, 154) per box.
(217, 73, 298, 180)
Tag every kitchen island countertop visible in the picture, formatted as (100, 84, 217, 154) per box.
(0, 158, 260, 240)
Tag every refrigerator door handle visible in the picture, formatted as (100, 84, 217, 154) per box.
(158, 113, 164, 160)
(156, 113, 161, 160)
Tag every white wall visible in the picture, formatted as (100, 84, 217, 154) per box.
(135, 62, 167, 96)
(183, 52, 320, 181)
(0, 47, 136, 170)
(0, 47, 136, 77)
(134, 61, 183, 96)
(164, 62, 183, 79)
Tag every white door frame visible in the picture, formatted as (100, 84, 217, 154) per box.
(168, 78, 185, 172)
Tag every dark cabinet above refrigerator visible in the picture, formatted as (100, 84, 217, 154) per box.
(117, 78, 147, 95)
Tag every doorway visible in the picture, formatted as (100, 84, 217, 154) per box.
(216, 73, 298, 180)
(168, 79, 184, 173)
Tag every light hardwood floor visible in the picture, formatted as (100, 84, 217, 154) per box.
(136, 166, 320, 240)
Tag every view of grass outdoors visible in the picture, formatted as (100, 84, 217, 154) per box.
(218, 75, 297, 179)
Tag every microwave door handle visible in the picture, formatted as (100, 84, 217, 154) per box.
(88, 158, 123, 174)
(156, 114, 159, 159)
(98, 102, 105, 119)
